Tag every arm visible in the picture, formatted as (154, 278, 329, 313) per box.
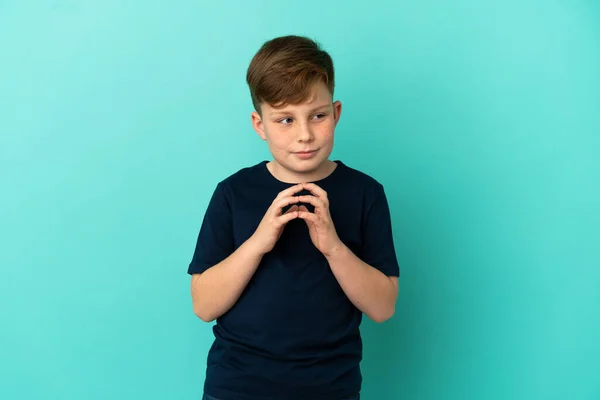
(325, 245, 398, 323)
(190, 183, 306, 322)
(190, 238, 263, 322)
(297, 182, 400, 323)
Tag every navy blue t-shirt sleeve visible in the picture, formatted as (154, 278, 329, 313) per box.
(188, 182, 234, 275)
(361, 184, 400, 277)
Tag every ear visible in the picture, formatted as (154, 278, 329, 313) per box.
(332, 100, 342, 126)
(251, 111, 267, 140)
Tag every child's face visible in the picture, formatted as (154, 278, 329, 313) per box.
(251, 81, 342, 182)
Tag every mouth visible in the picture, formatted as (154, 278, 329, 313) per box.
(293, 149, 318, 159)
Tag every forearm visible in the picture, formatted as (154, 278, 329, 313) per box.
(325, 244, 398, 323)
(191, 238, 264, 322)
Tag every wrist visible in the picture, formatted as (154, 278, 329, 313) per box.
(323, 240, 347, 260)
(245, 235, 268, 257)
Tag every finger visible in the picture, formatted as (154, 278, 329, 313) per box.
(275, 183, 305, 200)
(284, 205, 299, 214)
(296, 195, 326, 213)
(298, 205, 312, 221)
(272, 196, 300, 215)
(301, 183, 328, 201)
(298, 209, 319, 223)
(277, 208, 299, 225)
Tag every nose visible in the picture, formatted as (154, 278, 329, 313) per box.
(296, 122, 314, 142)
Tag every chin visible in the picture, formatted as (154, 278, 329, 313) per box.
(293, 155, 330, 169)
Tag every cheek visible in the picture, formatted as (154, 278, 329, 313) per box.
(318, 122, 336, 140)
(265, 128, 290, 149)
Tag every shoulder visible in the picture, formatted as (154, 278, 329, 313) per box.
(333, 162, 392, 216)
(213, 161, 268, 193)
(335, 161, 385, 193)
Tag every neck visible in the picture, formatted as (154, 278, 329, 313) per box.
(267, 160, 337, 183)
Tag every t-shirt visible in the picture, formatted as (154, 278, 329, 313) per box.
(188, 160, 399, 400)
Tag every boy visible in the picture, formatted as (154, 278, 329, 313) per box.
(188, 35, 399, 400)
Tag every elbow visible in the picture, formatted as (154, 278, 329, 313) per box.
(190, 275, 217, 322)
(369, 305, 396, 324)
(193, 305, 216, 323)
(370, 277, 399, 323)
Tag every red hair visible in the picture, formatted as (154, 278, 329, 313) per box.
(246, 35, 335, 113)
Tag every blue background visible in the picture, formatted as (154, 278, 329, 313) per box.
(1, 1, 599, 399)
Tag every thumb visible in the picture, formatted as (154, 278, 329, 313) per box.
(285, 205, 299, 214)
(298, 205, 309, 212)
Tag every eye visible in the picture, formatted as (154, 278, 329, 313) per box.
(312, 113, 327, 120)
(278, 117, 293, 125)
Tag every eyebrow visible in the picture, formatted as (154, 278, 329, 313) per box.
(269, 104, 330, 117)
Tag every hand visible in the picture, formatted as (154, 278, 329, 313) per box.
(248, 183, 304, 255)
(296, 182, 344, 257)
